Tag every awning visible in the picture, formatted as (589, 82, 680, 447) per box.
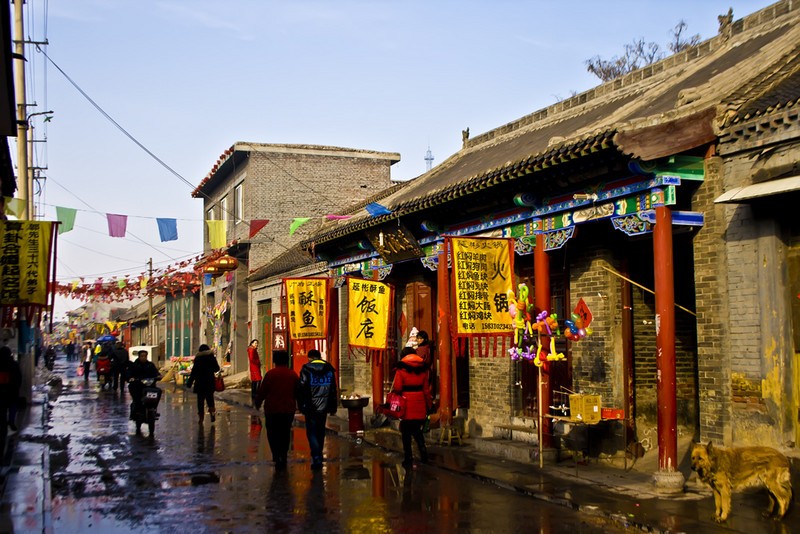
(714, 175, 800, 203)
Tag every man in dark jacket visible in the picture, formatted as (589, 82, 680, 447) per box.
(111, 342, 129, 394)
(0, 346, 22, 457)
(296, 349, 338, 470)
(186, 344, 220, 425)
(127, 350, 160, 434)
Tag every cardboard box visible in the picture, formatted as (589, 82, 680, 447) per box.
(569, 394, 602, 424)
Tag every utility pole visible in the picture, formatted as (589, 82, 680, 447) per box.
(148, 258, 154, 345)
(13, 0, 29, 219)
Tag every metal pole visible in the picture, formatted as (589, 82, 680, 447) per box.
(148, 258, 154, 344)
(13, 0, 28, 219)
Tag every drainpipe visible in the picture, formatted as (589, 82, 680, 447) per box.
(436, 245, 453, 426)
(534, 234, 552, 448)
(652, 205, 684, 493)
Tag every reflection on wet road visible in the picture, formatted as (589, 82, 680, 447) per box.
(47, 359, 625, 533)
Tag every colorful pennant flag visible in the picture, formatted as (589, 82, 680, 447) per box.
(289, 217, 311, 236)
(249, 219, 270, 238)
(106, 213, 128, 238)
(206, 220, 226, 249)
(56, 206, 77, 234)
(156, 218, 178, 242)
(325, 214, 352, 220)
(3, 197, 24, 218)
(365, 202, 392, 217)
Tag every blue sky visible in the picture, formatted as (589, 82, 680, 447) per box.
(21, 0, 775, 317)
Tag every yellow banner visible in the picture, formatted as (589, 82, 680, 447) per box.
(451, 237, 515, 336)
(284, 277, 328, 341)
(0, 221, 54, 306)
(347, 278, 391, 349)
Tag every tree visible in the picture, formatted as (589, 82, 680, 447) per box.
(585, 20, 701, 82)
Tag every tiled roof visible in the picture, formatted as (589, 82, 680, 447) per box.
(306, 1, 800, 247)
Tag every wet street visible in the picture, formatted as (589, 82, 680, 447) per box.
(42, 357, 627, 533)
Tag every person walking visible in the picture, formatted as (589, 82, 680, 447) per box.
(296, 349, 338, 470)
(254, 350, 298, 469)
(0, 346, 22, 457)
(186, 344, 220, 425)
(391, 347, 432, 468)
(112, 341, 130, 394)
(81, 342, 93, 382)
(247, 339, 262, 407)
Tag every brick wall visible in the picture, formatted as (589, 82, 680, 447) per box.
(570, 246, 622, 408)
(692, 156, 731, 444)
(467, 337, 514, 436)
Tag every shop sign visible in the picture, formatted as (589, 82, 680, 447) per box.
(0, 221, 55, 306)
(365, 223, 423, 264)
(283, 277, 328, 341)
(450, 237, 514, 336)
(347, 277, 392, 349)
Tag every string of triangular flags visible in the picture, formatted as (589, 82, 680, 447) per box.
(4, 198, 392, 245)
(53, 249, 229, 303)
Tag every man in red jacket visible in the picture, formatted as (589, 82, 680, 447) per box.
(255, 350, 299, 469)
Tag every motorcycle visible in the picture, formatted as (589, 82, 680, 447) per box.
(129, 377, 162, 436)
(96, 356, 113, 391)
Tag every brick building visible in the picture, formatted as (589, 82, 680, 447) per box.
(192, 143, 399, 375)
(302, 1, 800, 490)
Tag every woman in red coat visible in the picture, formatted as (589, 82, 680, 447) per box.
(247, 340, 262, 407)
(391, 347, 432, 468)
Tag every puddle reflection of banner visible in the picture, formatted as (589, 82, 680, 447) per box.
(0, 221, 54, 306)
(283, 277, 329, 341)
(347, 277, 392, 349)
(450, 237, 515, 336)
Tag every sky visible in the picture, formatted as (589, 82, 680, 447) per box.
(16, 0, 777, 319)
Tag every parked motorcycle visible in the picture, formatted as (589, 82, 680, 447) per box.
(129, 377, 162, 436)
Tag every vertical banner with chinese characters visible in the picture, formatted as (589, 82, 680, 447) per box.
(283, 277, 329, 341)
(450, 236, 515, 337)
(272, 313, 287, 351)
(347, 277, 392, 349)
(0, 221, 55, 306)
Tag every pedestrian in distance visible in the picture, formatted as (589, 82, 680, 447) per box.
(247, 339, 262, 407)
(81, 342, 93, 382)
(391, 346, 432, 468)
(112, 341, 129, 394)
(0, 346, 22, 457)
(65, 341, 75, 362)
(296, 349, 338, 470)
(254, 349, 299, 469)
(186, 344, 220, 425)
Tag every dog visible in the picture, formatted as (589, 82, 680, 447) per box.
(690, 441, 792, 522)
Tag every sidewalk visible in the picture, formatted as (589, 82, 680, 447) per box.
(3, 383, 795, 534)
(0, 384, 53, 534)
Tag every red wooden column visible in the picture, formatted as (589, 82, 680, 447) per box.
(534, 233, 552, 448)
(653, 205, 683, 491)
(327, 282, 339, 377)
(371, 270, 384, 408)
(437, 245, 453, 426)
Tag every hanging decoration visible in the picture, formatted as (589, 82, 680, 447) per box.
(54, 249, 228, 303)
